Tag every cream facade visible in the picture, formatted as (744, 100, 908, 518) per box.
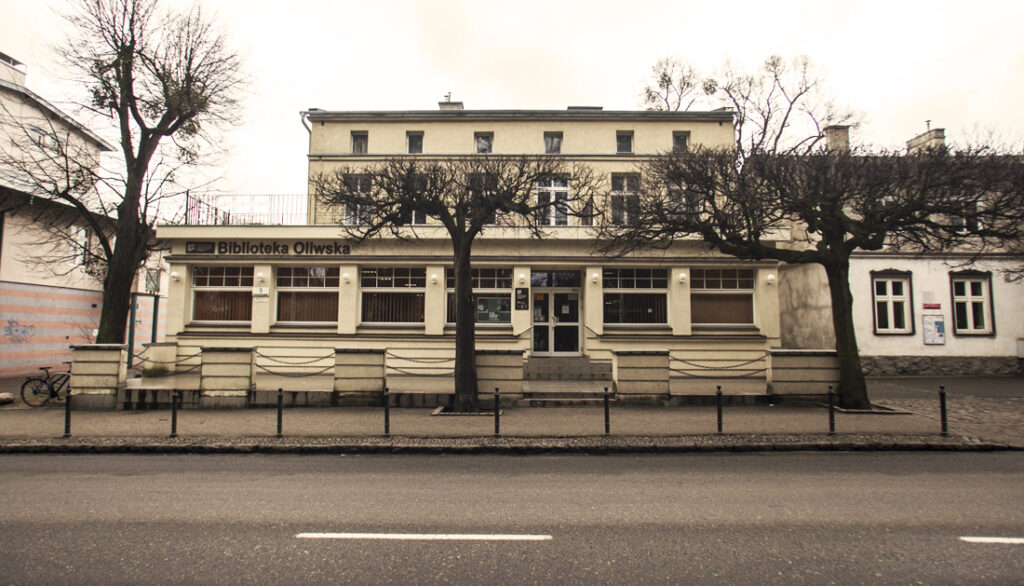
(158, 105, 787, 398)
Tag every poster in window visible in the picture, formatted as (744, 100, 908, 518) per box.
(923, 315, 945, 345)
(515, 288, 529, 310)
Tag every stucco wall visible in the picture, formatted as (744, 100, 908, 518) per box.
(779, 262, 834, 349)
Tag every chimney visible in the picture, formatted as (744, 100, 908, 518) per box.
(438, 101, 464, 111)
(0, 51, 27, 86)
(824, 125, 850, 152)
(906, 128, 945, 153)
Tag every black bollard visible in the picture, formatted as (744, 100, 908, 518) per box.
(383, 387, 390, 436)
(939, 385, 948, 437)
(63, 388, 72, 438)
(494, 387, 500, 437)
(170, 390, 179, 438)
(603, 386, 610, 436)
(827, 385, 836, 436)
(716, 386, 723, 434)
(276, 387, 283, 438)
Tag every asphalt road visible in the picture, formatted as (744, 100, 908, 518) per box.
(1, 453, 1022, 585)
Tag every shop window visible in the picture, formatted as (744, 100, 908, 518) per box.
(276, 266, 339, 322)
(950, 272, 993, 335)
(536, 176, 569, 226)
(361, 267, 425, 323)
(602, 268, 668, 324)
(871, 272, 913, 334)
(445, 267, 513, 324)
(191, 266, 253, 321)
(530, 270, 581, 287)
(691, 268, 754, 325)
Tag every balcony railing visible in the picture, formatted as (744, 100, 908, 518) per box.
(181, 193, 307, 226)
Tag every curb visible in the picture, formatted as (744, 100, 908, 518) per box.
(0, 434, 1018, 455)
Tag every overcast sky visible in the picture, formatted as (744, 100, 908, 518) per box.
(2, 0, 1022, 196)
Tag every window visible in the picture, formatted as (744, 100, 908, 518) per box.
(544, 132, 562, 154)
(343, 174, 371, 225)
(407, 131, 423, 154)
(467, 172, 498, 224)
(871, 272, 913, 334)
(672, 131, 689, 152)
(950, 272, 993, 335)
(610, 173, 640, 225)
(691, 268, 754, 325)
(530, 270, 581, 287)
(28, 124, 60, 151)
(144, 268, 161, 294)
(536, 176, 569, 226)
(360, 267, 425, 323)
(616, 131, 633, 154)
(445, 267, 513, 324)
(603, 268, 668, 324)
(191, 266, 253, 321)
(276, 266, 339, 322)
(475, 132, 493, 153)
(70, 226, 90, 265)
(351, 131, 368, 154)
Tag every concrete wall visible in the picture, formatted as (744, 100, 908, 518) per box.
(779, 262, 835, 349)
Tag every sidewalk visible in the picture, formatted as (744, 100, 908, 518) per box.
(1, 376, 1021, 453)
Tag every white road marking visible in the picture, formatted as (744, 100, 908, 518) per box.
(959, 537, 1024, 544)
(296, 532, 552, 541)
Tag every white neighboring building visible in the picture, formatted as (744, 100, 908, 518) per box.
(781, 128, 1024, 376)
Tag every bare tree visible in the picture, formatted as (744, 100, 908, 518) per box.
(642, 57, 705, 112)
(312, 156, 601, 412)
(2, 0, 244, 344)
(607, 144, 1019, 408)
(643, 55, 860, 156)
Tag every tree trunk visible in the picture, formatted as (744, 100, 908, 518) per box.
(451, 238, 479, 411)
(95, 177, 145, 345)
(822, 258, 871, 409)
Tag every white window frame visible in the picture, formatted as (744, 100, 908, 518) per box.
(616, 131, 634, 154)
(690, 268, 756, 326)
(544, 131, 562, 154)
(536, 176, 569, 226)
(601, 268, 669, 325)
(343, 174, 371, 225)
(610, 173, 640, 226)
(351, 131, 368, 154)
(871, 273, 913, 335)
(275, 266, 340, 324)
(950, 273, 993, 335)
(445, 267, 513, 326)
(406, 131, 423, 154)
(190, 266, 254, 323)
(474, 132, 493, 153)
(359, 267, 426, 324)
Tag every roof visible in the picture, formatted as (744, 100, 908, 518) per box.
(0, 78, 115, 152)
(302, 108, 735, 123)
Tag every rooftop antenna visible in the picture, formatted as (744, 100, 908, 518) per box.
(444, 92, 452, 103)
(925, 120, 931, 131)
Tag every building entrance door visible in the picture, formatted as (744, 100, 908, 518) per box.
(532, 290, 581, 354)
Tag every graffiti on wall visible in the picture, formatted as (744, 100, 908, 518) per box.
(3, 319, 36, 343)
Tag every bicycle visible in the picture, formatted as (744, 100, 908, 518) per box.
(21, 363, 71, 407)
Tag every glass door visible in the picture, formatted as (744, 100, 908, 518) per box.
(532, 290, 580, 354)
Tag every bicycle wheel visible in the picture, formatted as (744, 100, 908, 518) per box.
(20, 378, 52, 407)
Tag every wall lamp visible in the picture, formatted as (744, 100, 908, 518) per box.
(766, 273, 776, 285)
(678, 272, 688, 284)
(431, 273, 439, 285)
(342, 272, 351, 284)
(170, 271, 180, 282)
(592, 272, 600, 284)
(255, 272, 265, 284)
(518, 273, 526, 285)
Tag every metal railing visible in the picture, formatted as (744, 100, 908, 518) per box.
(180, 193, 307, 226)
